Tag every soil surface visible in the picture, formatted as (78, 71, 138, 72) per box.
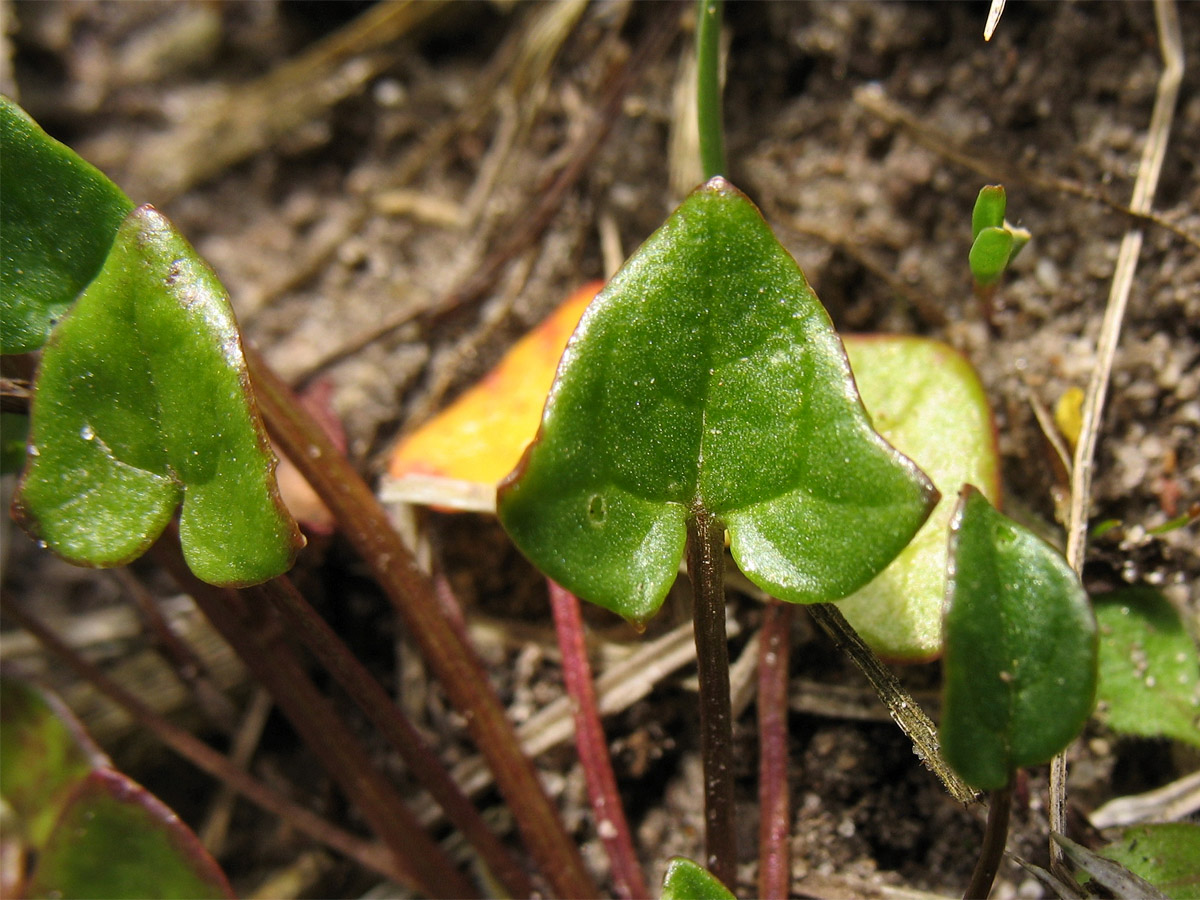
(3, 2, 1198, 898)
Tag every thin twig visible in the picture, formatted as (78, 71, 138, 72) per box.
(548, 580, 649, 900)
(154, 544, 479, 899)
(248, 350, 600, 899)
(853, 83, 1199, 252)
(1054, 0, 1184, 877)
(808, 603, 979, 806)
(0, 593, 403, 885)
(259, 575, 536, 899)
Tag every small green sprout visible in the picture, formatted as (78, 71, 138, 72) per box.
(969, 184, 1030, 288)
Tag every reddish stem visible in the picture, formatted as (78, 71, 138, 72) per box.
(548, 580, 649, 900)
(153, 540, 478, 899)
(757, 601, 794, 899)
(0, 593, 401, 884)
(259, 575, 535, 898)
(249, 351, 598, 899)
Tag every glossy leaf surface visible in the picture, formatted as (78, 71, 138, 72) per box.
(971, 185, 1006, 239)
(0, 677, 109, 848)
(0, 96, 134, 354)
(498, 178, 936, 623)
(969, 226, 1014, 286)
(27, 768, 234, 899)
(941, 487, 1097, 791)
(660, 858, 735, 900)
(13, 204, 302, 586)
(1100, 824, 1200, 900)
(837, 336, 999, 660)
(1093, 587, 1200, 747)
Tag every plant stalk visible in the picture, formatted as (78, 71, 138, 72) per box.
(548, 580, 649, 900)
(0, 593, 403, 885)
(696, 0, 726, 179)
(248, 350, 599, 899)
(964, 784, 1013, 900)
(757, 601, 794, 900)
(687, 505, 737, 891)
(259, 575, 535, 898)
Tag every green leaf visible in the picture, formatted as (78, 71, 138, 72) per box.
(26, 768, 234, 899)
(498, 177, 936, 623)
(969, 226, 1014, 287)
(13, 204, 303, 586)
(0, 676, 109, 848)
(1093, 587, 1200, 747)
(971, 185, 1006, 240)
(0, 96, 134, 354)
(837, 336, 999, 660)
(660, 858, 736, 900)
(1099, 824, 1200, 900)
(940, 487, 1097, 791)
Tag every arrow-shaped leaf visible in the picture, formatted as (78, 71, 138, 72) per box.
(13, 204, 303, 586)
(498, 177, 936, 623)
(941, 487, 1097, 791)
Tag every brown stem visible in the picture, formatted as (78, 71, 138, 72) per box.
(687, 506, 737, 892)
(248, 351, 598, 899)
(259, 575, 536, 898)
(0, 593, 401, 884)
(757, 601, 794, 900)
(964, 784, 1013, 900)
(548, 580, 649, 900)
(152, 540, 478, 899)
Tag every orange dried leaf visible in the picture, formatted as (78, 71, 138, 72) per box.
(387, 283, 601, 505)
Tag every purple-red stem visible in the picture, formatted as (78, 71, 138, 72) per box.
(0, 593, 401, 884)
(757, 601, 794, 899)
(548, 580, 649, 900)
(249, 350, 598, 899)
(687, 506, 738, 892)
(258, 575, 535, 898)
(153, 539, 478, 899)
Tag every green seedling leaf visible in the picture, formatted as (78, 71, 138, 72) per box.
(837, 336, 999, 660)
(498, 177, 936, 623)
(971, 185, 1006, 240)
(660, 857, 736, 900)
(0, 676, 109, 848)
(969, 226, 1014, 287)
(1006, 223, 1031, 263)
(1099, 824, 1200, 899)
(13, 204, 303, 586)
(1093, 587, 1200, 747)
(26, 768, 234, 899)
(941, 487, 1097, 791)
(0, 96, 134, 354)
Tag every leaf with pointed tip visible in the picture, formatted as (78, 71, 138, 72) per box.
(27, 768, 234, 899)
(1093, 587, 1200, 747)
(0, 676, 109, 848)
(837, 336, 999, 660)
(0, 96, 134, 354)
(660, 858, 735, 900)
(13, 204, 303, 586)
(940, 487, 1097, 791)
(498, 177, 936, 624)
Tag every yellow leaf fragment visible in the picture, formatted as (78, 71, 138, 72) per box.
(387, 283, 601, 503)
